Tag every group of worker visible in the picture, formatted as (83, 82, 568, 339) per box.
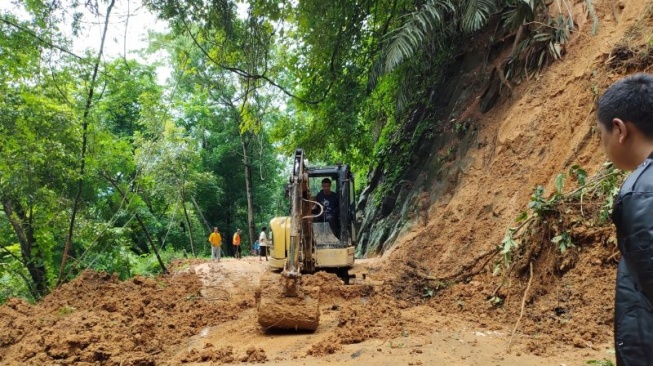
(207, 226, 269, 262)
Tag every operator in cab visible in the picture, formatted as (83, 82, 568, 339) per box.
(312, 178, 340, 239)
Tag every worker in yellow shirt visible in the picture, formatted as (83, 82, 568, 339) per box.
(233, 229, 241, 259)
(208, 227, 222, 262)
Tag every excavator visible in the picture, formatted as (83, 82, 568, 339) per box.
(256, 149, 356, 331)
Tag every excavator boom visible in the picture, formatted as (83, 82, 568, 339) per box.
(257, 149, 320, 331)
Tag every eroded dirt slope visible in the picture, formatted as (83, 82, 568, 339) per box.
(378, 0, 653, 361)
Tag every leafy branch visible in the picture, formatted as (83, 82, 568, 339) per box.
(495, 162, 623, 275)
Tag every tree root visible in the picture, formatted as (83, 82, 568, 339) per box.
(507, 261, 533, 353)
(407, 248, 500, 283)
(438, 248, 500, 282)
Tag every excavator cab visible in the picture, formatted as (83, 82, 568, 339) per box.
(306, 165, 356, 277)
(268, 162, 356, 282)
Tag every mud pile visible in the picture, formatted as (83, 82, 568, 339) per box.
(0, 268, 244, 365)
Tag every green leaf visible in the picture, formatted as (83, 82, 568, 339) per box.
(554, 173, 566, 195)
(492, 264, 501, 276)
(551, 232, 573, 253)
(570, 165, 588, 185)
(586, 359, 614, 366)
(501, 228, 518, 254)
(515, 211, 528, 222)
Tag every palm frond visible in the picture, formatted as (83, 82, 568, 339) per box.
(383, 0, 453, 74)
(502, 0, 538, 30)
(461, 0, 497, 33)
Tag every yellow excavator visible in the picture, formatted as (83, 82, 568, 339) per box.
(256, 149, 357, 331)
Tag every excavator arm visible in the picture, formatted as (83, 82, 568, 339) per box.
(257, 149, 320, 331)
(284, 149, 308, 279)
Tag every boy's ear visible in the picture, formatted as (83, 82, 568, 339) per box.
(612, 118, 629, 144)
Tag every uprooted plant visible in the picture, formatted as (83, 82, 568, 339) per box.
(495, 162, 624, 277)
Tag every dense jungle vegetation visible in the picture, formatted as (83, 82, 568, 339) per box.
(0, 0, 578, 302)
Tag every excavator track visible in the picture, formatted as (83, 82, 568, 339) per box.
(256, 270, 320, 331)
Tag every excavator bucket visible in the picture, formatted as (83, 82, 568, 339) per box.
(256, 271, 320, 331)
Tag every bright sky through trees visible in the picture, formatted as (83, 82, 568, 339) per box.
(0, 0, 170, 82)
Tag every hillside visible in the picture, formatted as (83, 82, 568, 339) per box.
(1, 0, 651, 365)
(374, 0, 649, 358)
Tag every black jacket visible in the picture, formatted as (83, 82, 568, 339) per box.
(613, 156, 653, 366)
(313, 190, 339, 222)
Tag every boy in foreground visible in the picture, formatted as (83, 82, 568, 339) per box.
(598, 73, 653, 365)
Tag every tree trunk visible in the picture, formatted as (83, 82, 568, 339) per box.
(2, 199, 49, 298)
(134, 213, 168, 274)
(191, 195, 212, 232)
(181, 194, 196, 257)
(58, 0, 116, 286)
(190, 195, 210, 253)
(241, 136, 256, 250)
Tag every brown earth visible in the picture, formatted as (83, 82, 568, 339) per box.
(0, 257, 615, 365)
(2, 0, 653, 365)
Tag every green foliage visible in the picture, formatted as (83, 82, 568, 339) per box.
(527, 185, 548, 213)
(0, 11, 90, 297)
(554, 174, 566, 196)
(551, 232, 573, 253)
(454, 118, 472, 135)
(380, 0, 584, 83)
(501, 0, 579, 80)
(496, 227, 518, 275)
(56, 305, 76, 317)
(595, 163, 623, 223)
(0, 271, 33, 304)
(382, 0, 497, 74)
(130, 249, 186, 277)
(585, 0, 600, 35)
(570, 164, 588, 186)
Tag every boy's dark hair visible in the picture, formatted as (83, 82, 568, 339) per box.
(598, 73, 653, 138)
(261, 227, 266, 231)
(321, 178, 332, 185)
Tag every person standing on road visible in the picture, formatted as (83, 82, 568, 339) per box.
(597, 73, 653, 366)
(233, 229, 242, 259)
(259, 227, 268, 261)
(208, 227, 222, 262)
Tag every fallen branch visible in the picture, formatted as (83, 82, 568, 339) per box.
(406, 248, 501, 285)
(508, 261, 533, 353)
(438, 248, 501, 282)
